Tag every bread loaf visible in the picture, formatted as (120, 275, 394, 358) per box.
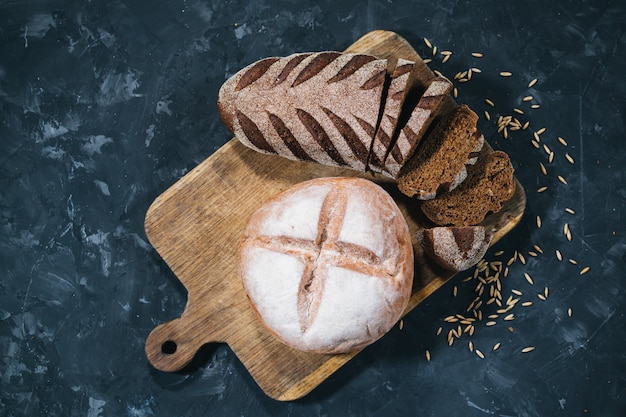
(421, 151, 516, 226)
(239, 177, 414, 354)
(416, 226, 492, 271)
(218, 52, 387, 171)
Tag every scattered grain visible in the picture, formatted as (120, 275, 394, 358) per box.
(558, 175, 568, 185)
(558, 136, 568, 146)
(538, 186, 548, 193)
(476, 349, 485, 359)
(519, 253, 526, 265)
(556, 250, 563, 261)
(453, 285, 458, 297)
(536, 215, 542, 228)
(522, 346, 535, 353)
(565, 153, 575, 164)
(528, 78, 538, 88)
(565, 208, 576, 214)
(423, 58, 433, 64)
(540, 162, 547, 175)
(486, 321, 497, 326)
(530, 104, 541, 109)
(469, 341, 474, 352)
(548, 151, 555, 163)
(500, 71, 513, 77)
(524, 272, 534, 285)
(453, 87, 458, 98)
(512, 289, 523, 296)
(522, 121, 530, 130)
(514, 108, 525, 115)
(533, 244, 543, 254)
(426, 349, 431, 361)
(568, 259, 578, 265)
(522, 301, 533, 307)
(536, 127, 547, 135)
(436, 326, 443, 336)
(523, 95, 533, 102)
(493, 342, 501, 351)
(399, 319, 404, 330)
(424, 38, 433, 48)
(495, 250, 504, 256)
(568, 308, 573, 317)
(504, 313, 515, 321)
(472, 52, 484, 58)
(537, 293, 547, 301)
(580, 266, 591, 275)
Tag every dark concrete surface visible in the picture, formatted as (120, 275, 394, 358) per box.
(1, 1, 624, 416)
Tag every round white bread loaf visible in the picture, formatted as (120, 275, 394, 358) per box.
(239, 177, 414, 354)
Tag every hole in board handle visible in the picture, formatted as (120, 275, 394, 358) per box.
(161, 340, 177, 355)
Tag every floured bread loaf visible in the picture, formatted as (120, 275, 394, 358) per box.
(416, 226, 492, 271)
(218, 52, 387, 171)
(239, 177, 414, 354)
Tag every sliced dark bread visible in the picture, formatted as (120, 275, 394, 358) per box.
(416, 226, 492, 271)
(421, 150, 516, 226)
(396, 104, 479, 199)
(368, 59, 421, 173)
(383, 76, 453, 178)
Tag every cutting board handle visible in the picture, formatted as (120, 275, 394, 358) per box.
(145, 317, 208, 372)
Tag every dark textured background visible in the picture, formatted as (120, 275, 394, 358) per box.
(1, 0, 625, 416)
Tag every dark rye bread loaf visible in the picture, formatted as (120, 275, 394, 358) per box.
(421, 151, 516, 226)
(416, 226, 492, 271)
(218, 52, 387, 171)
(368, 58, 420, 173)
(396, 104, 480, 200)
(383, 76, 453, 178)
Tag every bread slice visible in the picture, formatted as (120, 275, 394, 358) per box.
(416, 226, 492, 271)
(421, 151, 516, 226)
(239, 177, 414, 354)
(367, 59, 420, 173)
(383, 76, 453, 178)
(396, 104, 480, 199)
(218, 52, 387, 171)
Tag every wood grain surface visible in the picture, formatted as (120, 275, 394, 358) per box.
(144, 30, 526, 401)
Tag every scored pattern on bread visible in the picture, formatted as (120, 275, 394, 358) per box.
(239, 177, 414, 354)
(421, 150, 516, 226)
(218, 52, 387, 171)
(416, 226, 492, 271)
(383, 76, 453, 178)
(243, 183, 399, 332)
(368, 59, 417, 173)
(396, 104, 480, 200)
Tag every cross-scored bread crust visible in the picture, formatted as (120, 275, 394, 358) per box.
(239, 177, 414, 354)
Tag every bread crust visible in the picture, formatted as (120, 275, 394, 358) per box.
(218, 52, 387, 171)
(239, 177, 414, 354)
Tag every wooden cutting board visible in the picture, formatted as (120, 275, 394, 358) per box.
(144, 30, 526, 401)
